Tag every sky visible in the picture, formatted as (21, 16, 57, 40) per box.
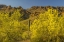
(0, 0, 64, 9)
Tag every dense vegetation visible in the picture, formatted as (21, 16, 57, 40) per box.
(0, 5, 64, 42)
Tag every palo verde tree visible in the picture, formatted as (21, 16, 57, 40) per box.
(30, 8, 61, 42)
(0, 9, 29, 42)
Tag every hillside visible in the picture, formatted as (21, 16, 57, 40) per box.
(0, 5, 64, 20)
